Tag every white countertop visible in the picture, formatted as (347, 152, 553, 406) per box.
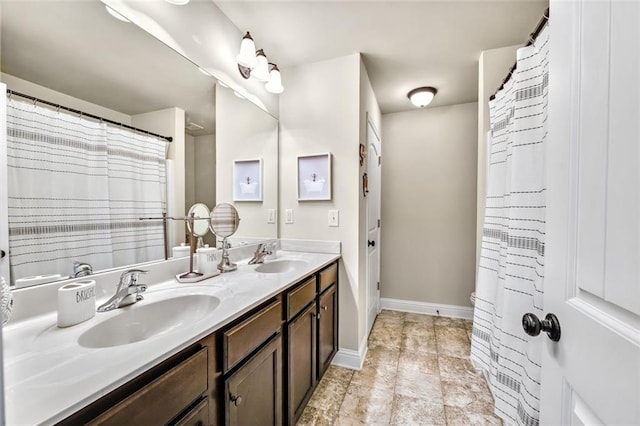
(3, 250, 339, 426)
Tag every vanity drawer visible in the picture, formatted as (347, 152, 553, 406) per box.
(318, 262, 338, 293)
(89, 347, 208, 426)
(287, 277, 316, 320)
(174, 397, 209, 426)
(223, 300, 282, 372)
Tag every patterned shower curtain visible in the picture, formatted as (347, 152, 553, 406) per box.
(470, 25, 549, 426)
(6, 98, 167, 283)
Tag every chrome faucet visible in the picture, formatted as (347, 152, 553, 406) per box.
(248, 243, 273, 265)
(97, 269, 148, 312)
(73, 261, 92, 278)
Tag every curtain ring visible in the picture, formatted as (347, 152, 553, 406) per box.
(528, 33, 535, 45)
(7, 91, 12, 101)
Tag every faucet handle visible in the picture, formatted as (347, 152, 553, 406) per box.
(120, 269, 148, 285)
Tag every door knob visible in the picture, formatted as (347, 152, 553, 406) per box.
(0, 250, 5, 259)
(522, 313, 561, 342)
(368, 240, 375, 247)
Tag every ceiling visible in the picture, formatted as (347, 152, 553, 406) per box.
(215, 0, 549, 114)
(1, 1, 216, 136)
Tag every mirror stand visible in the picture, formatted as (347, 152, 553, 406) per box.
(217, 238, 237, 273)
(177, 213, 203, 281)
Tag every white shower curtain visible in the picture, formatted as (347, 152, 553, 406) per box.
(470, 25, 549, 426)
(6, 98, 167, 282)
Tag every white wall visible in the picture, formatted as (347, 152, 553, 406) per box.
(185, 134, 196, 210)
(280, 53, 380, 356)
(476, 45, 520, 277)
(381, 102, 478, 307)
(216, 86, 278, 241)
(1, 73, 132, 124)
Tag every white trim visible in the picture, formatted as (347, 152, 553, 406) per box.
(380, 297, 474, 320)
(331, 336, 368, 371)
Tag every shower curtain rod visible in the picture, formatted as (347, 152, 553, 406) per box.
(489, 7, 549, 101)
(6, 89, 173, 142)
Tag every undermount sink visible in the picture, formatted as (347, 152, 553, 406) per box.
(78, 294, 220, 348)
(254, 259, 308, 274)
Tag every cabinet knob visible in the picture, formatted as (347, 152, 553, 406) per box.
(230, 394, 243, 407)
(321, 305, 328, 311)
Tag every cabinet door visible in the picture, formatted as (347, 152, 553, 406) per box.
(317, 284, 338, 378)
(225, 335, 282, 426)
(287, 302, 317, 424)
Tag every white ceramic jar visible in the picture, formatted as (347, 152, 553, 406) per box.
(196, 245, 218, 275)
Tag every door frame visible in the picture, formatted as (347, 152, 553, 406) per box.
(365, 114, 381, 335)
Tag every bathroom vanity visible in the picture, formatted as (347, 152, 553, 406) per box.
(3, 250, 339, 426)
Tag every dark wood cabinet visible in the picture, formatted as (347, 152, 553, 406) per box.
(317, 283, 338, 378)
(286, 302, 317, 425)
(61, 260, 339, 426)
(225, 334, 283, 426)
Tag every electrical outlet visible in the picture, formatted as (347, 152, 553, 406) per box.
(267, 209, 276, 224)
(285, 209, 294, 224)
(328, 210, 339, 227)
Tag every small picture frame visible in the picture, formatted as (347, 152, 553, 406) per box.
(233, 159, 262, 202)
(297, 153, 332, 201)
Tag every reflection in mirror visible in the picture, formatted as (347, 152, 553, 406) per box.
(209, 203, 240, 273)
(1, 1, 214, 287)
(215, 85, 278, 245)
(186, 203, 211, 249)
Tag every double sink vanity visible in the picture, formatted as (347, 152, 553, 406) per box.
(3, 245, 340, 425)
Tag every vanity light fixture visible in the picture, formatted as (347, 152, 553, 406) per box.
(265, 64, 284, 94)
(408, 86, 437, 107)
(105, 5, 130, 23)
(236, 32, 284, 94)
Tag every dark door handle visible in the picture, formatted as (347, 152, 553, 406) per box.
(368, 240, 375, 247)
(522, 313, 561, 342)
(0, 250, 5, 259)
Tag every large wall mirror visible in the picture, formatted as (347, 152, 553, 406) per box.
(0, 0, 278, 288)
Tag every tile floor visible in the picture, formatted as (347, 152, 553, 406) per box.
(297, 310, 502, 425)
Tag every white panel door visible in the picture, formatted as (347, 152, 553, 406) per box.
(541, 1, 640, 423)
(366, 120, 381, 335)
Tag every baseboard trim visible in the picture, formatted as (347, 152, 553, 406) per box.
(331, 336, 368, 371)
(380, 297, 474, 320)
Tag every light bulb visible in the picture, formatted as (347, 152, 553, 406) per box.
(236, 32, 258, 69)
(265, 64, 284, 94)
(251, 49, 270, 82)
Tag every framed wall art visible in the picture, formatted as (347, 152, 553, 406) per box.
(297, 153, 332, 201)
(233, 159, 262, 201)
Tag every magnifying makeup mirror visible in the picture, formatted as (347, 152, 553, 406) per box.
(187, 203, 211, 249)
(209, 203, 240, 273)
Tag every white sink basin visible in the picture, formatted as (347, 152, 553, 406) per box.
(78, 294, 220, 348)
(254, 259, 308, 274)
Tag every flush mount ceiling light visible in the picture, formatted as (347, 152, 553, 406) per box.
(105, 5, 130, 23)
(407, 87, 437, 108)
(236, 31, 284, 94)
(165, 0, 190, 4)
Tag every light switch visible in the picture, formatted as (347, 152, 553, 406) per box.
(328, 210, 339, 227)
(267, 209, 276, 224)
(285, 209, 294, 224)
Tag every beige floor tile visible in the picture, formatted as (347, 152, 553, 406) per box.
(307, 377, 350, 414)
(401, 322, 438, 354)
(435, 326, 470, 358)
(433, 316, 470, 328)
(389, 394, 446, 425)
(377, 309, 406, 324)
(441, 379, 493, 408)
(297, 405, 339, 426)
(337, 383, 394, 424)
(369, 320, 404, 348)
(394, 368, 443, 403)
(404, 312, 435, 325)
(323, 365, 355, 383)
(437, 355, 485, 383)
(397, 349, 439, 376)
(444, 405, 503, 425)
